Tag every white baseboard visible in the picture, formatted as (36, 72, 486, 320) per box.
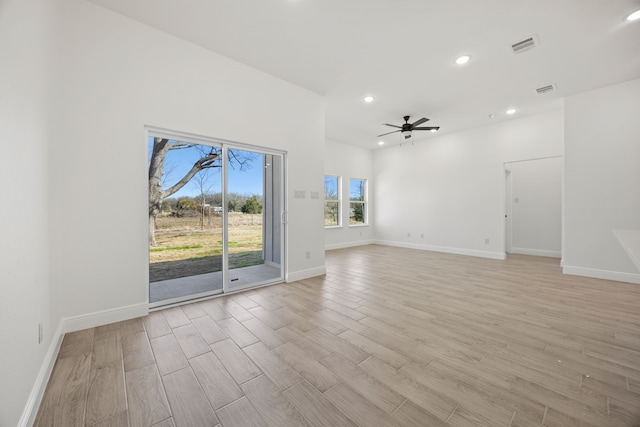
(286, 266, 326, 282)
(63, 302, 149, 333)
(19, 320, 65, 427)
(325, 239, 374, 250)
(563, 265, 640, 285)
(509, 247, 562, 258)
(374, 240, 506, 260)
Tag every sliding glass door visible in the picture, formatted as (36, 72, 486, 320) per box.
(225, 148, 283, 291)
(148, 130, 284, 307)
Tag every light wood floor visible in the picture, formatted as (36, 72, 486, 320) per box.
(35, 245, 640, 426)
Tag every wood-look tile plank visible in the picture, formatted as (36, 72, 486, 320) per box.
(125, 364, 171, 427)
(283, 380, 358, 427)
(321, 299, 366, 320)
(217, 317, 259, 348)
(86, 410, 128, 427)
(217, 298, 255, 321)
(190, 352, 243, 410)
(391, 400, 450, 427)
(215, 396, 267, 427)
(542, 407, 598, 427)
(92, 331, 122, 368)
(122, 331, 155, 372)
(242, 341, 303, 390)
(319, 353, 405, 414)
(510, 412, 546, 427)
(119, 318, 146, 337)
(510, 376, 627, 427)
(162, 307, 191, 329)
(162, 367, 217, 427)
(339, 329, 409, 369)
(399, 361, 515, 425)
(230, 292, 260, 310)
(191, 315, 228, 344)
(244, 292, 282, 311)
(248, 306, 290, 329)
(359, 356, 456, 420)
(241, 375, 312, 427)
(151, 418, 175, 427)
(40, 352, 92, 410)
(427, 358, 544, 422)
(273, 341, 338, 392)
(85, 359, 127, 426)
(150, 334, 189, 376)
(211, 339, 261, 384)
(242, 317, 287, 349)
(59, 329, 94, 359)
(323, 382, 399, 426)
(446, 404, 508, 427)
(276, 326, 332, 360)
(173, 323, 210, 359)
(305, 328, 368, 364)
(180, 302, 207, 319)
(318, 308, 368, 333)
(198, 299, 231, 321)
(143, 311, 172, 339)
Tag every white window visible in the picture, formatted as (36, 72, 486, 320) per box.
(349, 178, 367, 226)
(324, 175, 341, 227)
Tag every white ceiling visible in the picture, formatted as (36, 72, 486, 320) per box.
(88, 0, 640, 149)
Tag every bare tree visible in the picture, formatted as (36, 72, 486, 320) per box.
(148, 138, 251, 246)
(193, 169, 215, 229)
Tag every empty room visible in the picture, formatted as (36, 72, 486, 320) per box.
(2, 0, 640, 426)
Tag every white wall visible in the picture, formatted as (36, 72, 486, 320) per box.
(564, 78, 640, 283)
(374, 109, 564, 259)
(507, 157, 562, 257)
(52, 0, 326, 320)
(324, 139, 374, 249)
(0, 0, 61, 425)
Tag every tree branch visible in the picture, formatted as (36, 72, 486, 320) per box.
(164, 151, 221, 197)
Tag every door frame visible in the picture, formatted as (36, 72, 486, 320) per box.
(146, 126, 286, 305)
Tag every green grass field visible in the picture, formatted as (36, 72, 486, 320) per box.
(149, 212, 263, 282)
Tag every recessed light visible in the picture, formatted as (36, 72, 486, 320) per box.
(378, 141, 385, 145)
(627, 9, 640, 21)
(364, 96, 374, 103)
(430, 129, 438, 133)
(455, 55, 471, 65)
(506, 108, 517, 115)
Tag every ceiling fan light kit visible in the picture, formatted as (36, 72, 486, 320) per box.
(377, 115, 440, 141)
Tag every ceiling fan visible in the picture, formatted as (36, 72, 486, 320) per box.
(378, 116, 440, 140)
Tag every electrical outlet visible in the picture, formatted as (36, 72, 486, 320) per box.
(407, 232, 411, 237)
(485, 238, 490, 244)
(420, 233, 424, 238)
(305, 251, 310, 260)
(38, 322, 43, 344)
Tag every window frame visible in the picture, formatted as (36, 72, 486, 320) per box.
(348, 177, 368, 227)
(324, 175, 342, 228)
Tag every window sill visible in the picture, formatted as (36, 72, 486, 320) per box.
(325, 225, 343, 230)
(348, 224, 369, 228)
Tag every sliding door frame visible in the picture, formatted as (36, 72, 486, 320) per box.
(146, 126, 286, 304)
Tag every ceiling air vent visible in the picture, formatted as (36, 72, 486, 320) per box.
(511, 35, 539, 54)
(536, 84, 556, 94)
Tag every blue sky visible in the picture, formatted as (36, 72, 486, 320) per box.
(148, 138, 264, 198)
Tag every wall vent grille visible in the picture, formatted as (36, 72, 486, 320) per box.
(511, 36, 538, 54)
(536, 84, 556, 94)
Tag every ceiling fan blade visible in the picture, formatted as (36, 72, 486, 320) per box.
(410, 117, 429, 127)
(377, 130, 401, 137)
(383, 123, 402, 128)
(413, 126, 440, 131)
